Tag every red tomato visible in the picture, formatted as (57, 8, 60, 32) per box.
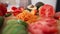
(39, 4, 55, 18)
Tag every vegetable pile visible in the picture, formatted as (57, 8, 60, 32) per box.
(16, 10, 38, 24)
(28, 4, 58, 34)
(0, 2, 59, 34)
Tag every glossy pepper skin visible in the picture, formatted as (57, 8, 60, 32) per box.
(11, 6, 24, 16)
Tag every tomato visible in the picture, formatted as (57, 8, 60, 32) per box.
(39, 4, 55, 18)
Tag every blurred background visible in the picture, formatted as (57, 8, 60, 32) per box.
(0, 0, 60, 12)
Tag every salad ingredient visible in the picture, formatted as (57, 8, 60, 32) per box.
(39, 4, 55, 18)
(16, 10, 38, 24)
(28, 4, 58, 34)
